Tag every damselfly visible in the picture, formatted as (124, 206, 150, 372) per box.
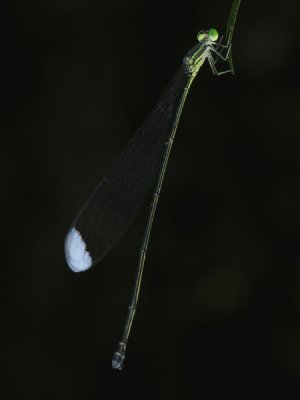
(65, 0, 242, 370)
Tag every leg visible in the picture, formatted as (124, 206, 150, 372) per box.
(208, 53, 233, 76)
(210, 43, 232, 62)
(213, 35, 224, 63)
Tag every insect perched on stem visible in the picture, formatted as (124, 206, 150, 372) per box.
(65, 0, 242, 370)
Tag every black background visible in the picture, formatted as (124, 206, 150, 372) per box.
(1, 0, 300, 398)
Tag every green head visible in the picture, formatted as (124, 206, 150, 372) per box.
(197, 28, 219, 42)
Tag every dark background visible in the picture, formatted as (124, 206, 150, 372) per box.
(1, 0, 300, 398)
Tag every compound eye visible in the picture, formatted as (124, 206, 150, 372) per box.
(208, 28, 219, 42)
(197, 31, 206, 42)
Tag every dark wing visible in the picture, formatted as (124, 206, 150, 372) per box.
(65, 64, 191, 271)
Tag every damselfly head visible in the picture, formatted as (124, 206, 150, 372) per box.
(197, 28, 219, 43)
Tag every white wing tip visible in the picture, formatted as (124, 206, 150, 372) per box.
(65, 228, 92, 272)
